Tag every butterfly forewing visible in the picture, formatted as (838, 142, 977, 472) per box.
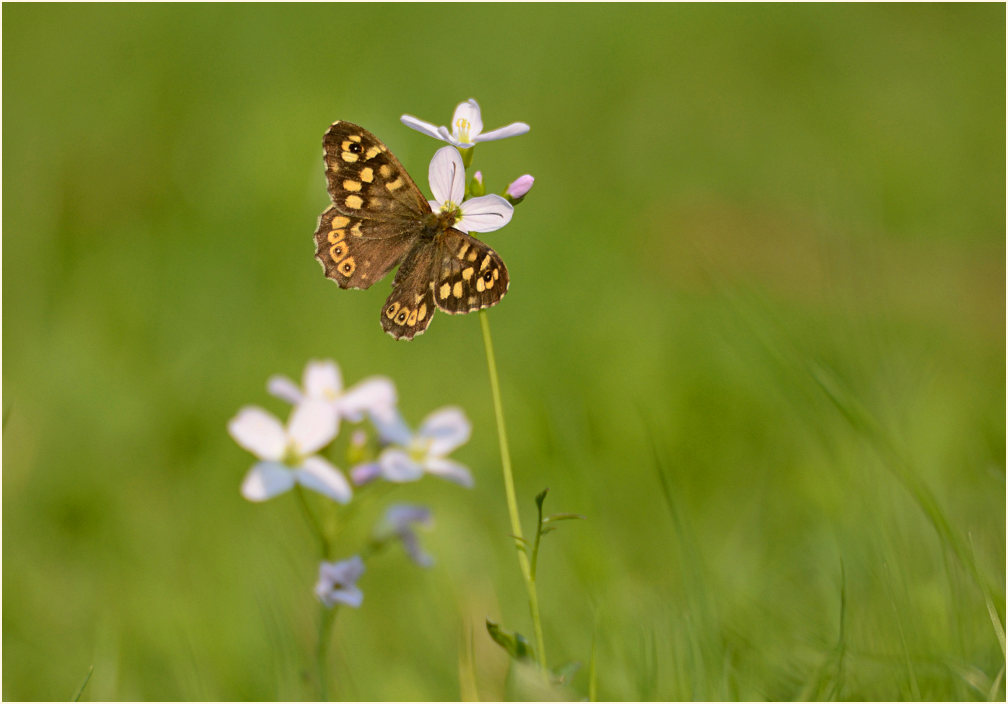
(323, 122, 429, 220)
(431, 229, 510, 315)
(315, 120, 511, 339)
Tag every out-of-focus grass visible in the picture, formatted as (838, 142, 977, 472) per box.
(3, 4, 1004, 700)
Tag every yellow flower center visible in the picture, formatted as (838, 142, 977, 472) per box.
(454, 118, 472, 144)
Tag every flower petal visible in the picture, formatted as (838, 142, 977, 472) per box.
(339, 376, 397, 422)
(422, 457, 474, 487)
(296, 456, 352, 503)
(456, 195, 513, 233)
(400, 114, 444, 140)
(473, 122, 530, 143)
(287, 401, 338, 455)
(428, 146, 466, 206)
(370, 408, 414, 446)
(303, 360, 342, 400)
(418, 406, 471, 456)
(506, 174, 535, 199)
(241, 461, 296, 501)
(378, 448, 425, 482)
(452, 99, 483, 140)
(315, 556, 365, 608)
(266, 375, 303, 405)
(228, 406, 286, 461)
(350, 462, 382, 485)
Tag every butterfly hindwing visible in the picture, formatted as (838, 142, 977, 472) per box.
(431, 228, 510, 315)
(380, 241, 438, 340)
(314, 206, 416, 289)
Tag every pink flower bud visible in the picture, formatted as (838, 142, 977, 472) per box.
(506, 174, 534, 199)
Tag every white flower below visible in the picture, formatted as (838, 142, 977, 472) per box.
(353, 406, 473, 487)
(315, 556, 365, 608)
(268, 360, 397, 428)
(228, 401, 352, 503)
(428, 146, 513, 234)
(401, 98, 529, 148)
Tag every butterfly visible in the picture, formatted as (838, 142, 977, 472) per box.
(314, 121, 510, 340)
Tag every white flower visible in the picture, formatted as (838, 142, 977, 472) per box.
(375, 504, 435, 567)
(228, 401, 352, 503)
(315, 556, 365, 608)
(401, 98, 529, 148)
(357, 406, 473, 487)
(428, 146, 513, 234)
(267, 360, 397, 429)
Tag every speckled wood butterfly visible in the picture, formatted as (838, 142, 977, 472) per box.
(314, 121, 509, 340)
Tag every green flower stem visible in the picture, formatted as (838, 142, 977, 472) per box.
(479, 311, 547, 674)
(294, 486, 336, 699)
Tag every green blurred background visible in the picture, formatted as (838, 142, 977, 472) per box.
(3, 4, 1004, 700)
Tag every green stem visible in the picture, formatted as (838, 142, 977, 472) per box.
(294, 486, 336, 699)
(316, 605, 336, 700)
(479, 311, 548, 674)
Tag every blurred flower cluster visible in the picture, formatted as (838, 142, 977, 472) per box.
(228, 359, 473, 608)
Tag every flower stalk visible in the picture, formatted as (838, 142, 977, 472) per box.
(479, 310, 547, 674)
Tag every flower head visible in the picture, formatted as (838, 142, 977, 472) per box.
(375, 504, 435, 567)
(229, 401, 352, 503)
(268, 360, 397, 428)
(401, 98, 529, 148)
(428, 146, 512, 234)
(315, 556, 365, 608)
(352, 406, 473, 487)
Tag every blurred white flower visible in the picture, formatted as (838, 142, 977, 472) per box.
(355, 406, 473, 487)
(268, 360, 397, 428)
(315, 555, 365, 608)
(375, 504, 435, 567)
(401, 98, 529, 148)
(228, 401, 352, 503)
(428, 146, 513, 234)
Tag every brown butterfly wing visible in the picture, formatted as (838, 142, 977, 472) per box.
(380, 240, 438, 341)
(314, 121, 430, 289)
(430, 228, 510, 314)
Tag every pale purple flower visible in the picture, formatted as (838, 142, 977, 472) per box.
(228, 401, 352, 503)
(401, 98, 529, 148)
(358, 406, 473, 487)
(268, 360, 397, 429)
(376, 504, 435, 567)
(428, 146, 512, 234)
(315, 556, 365, 608)
(505, 174, 535, 199)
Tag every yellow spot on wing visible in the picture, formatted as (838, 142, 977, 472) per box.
(385, 302, 400, 318)
(379, 164, 392, 178)
(331, 215, 350, 229)
(476, 277, 485, 292)
(351, 222, 364, 237)
(407, 308, 418, 325)
(341, 152, 359, 163)
(385, 177, 403, 191)
(339, 256, 356, 277)
(343, 179, 362, 192)
(327, 229, 346, 244)
(462, 267, 474, 281)
(480, 254, 491, 271)
(360, 167, 374, 183)
(457, 242, 469, 259)
(345, 194, 363, 209)
(439, 282, 451, 300)
(452, 281, 463, 298)
(365, 146, 381, 160)
(467, 250, 478, 262)
(418, 303, 427, 321)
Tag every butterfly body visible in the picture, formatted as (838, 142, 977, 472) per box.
(314, 121, 509, 340)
